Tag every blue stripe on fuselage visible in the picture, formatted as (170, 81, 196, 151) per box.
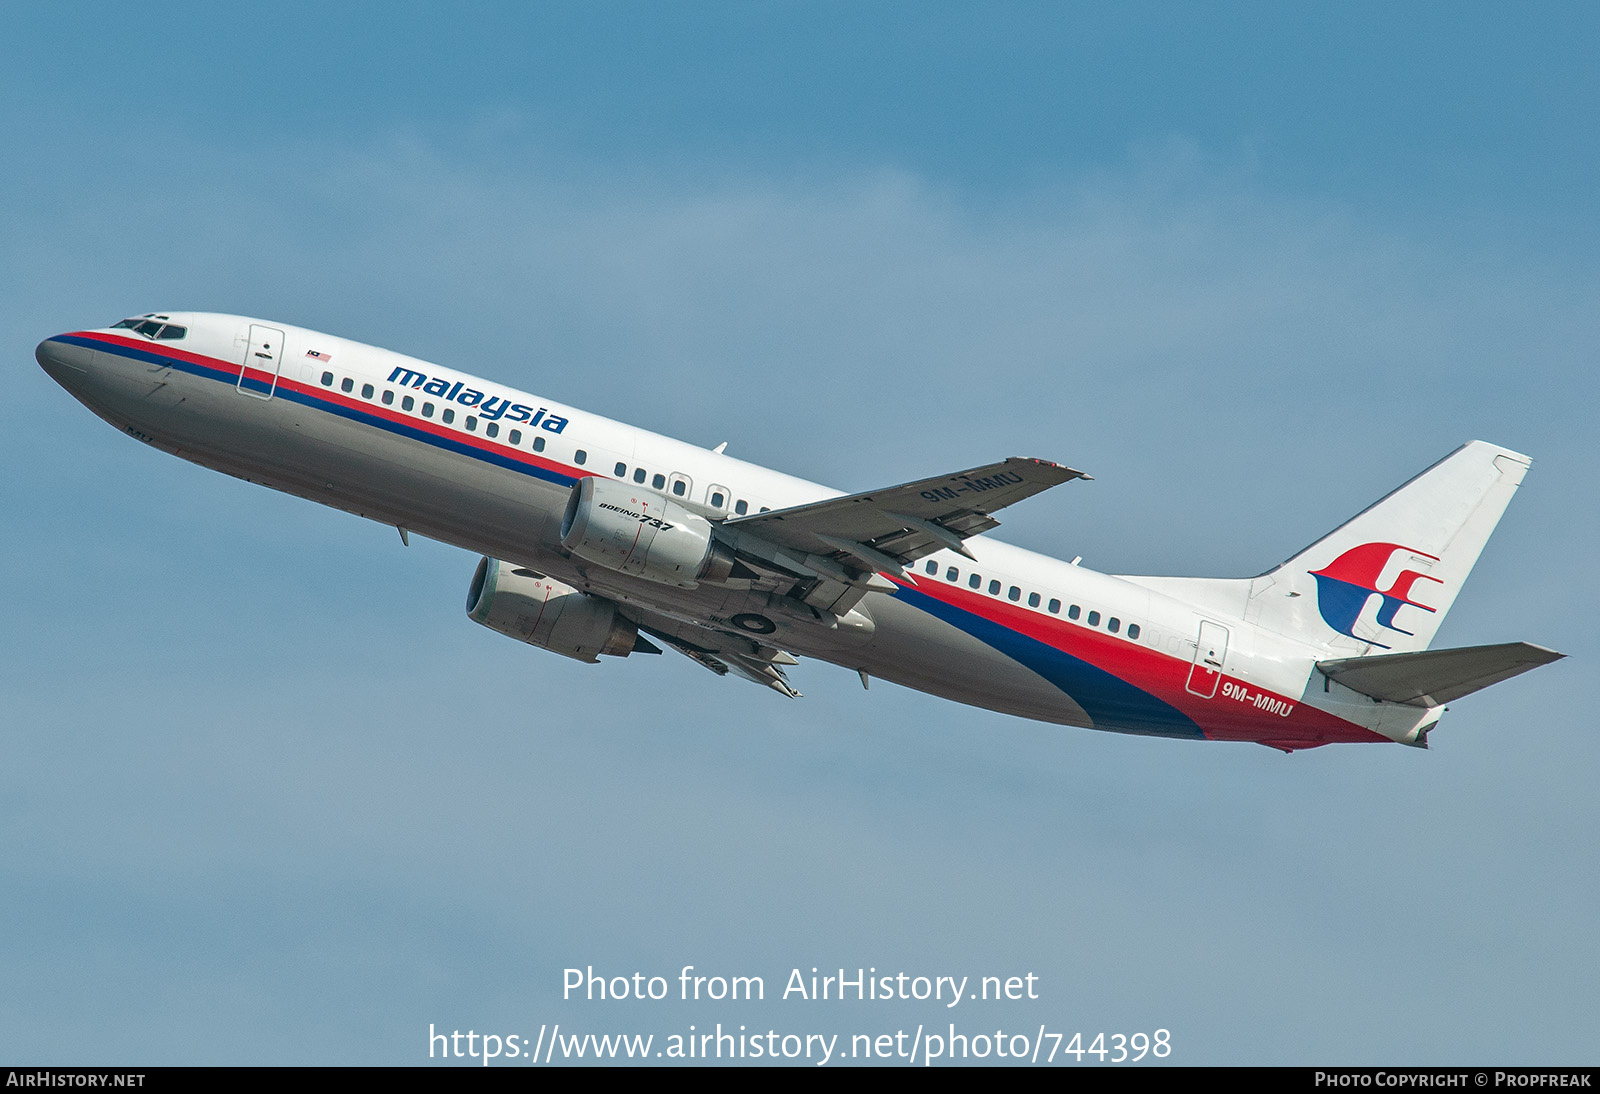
(894, 584, 1205, 739)
(62, 335, 580, 489)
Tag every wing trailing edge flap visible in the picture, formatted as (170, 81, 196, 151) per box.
(634, 613, 802, 698)
(720, 457, 1088, 615)
(1316, 642, 1564, 707)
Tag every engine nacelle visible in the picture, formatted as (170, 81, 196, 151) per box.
(559, 475, 737, 588)
(466, 557, 641, 663)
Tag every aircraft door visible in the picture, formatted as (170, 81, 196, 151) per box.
(1185, 620, 1229, 698)
(237, 324, 287, 399)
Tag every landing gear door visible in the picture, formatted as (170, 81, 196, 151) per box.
(1185, 620, 1229, 698)
(237, 324, 286, 399)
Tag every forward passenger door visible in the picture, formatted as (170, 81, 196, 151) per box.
(237, 324, 286, 399)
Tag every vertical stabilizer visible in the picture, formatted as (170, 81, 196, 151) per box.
(1243, 441, 1530, 653)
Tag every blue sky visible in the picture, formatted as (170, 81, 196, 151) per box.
(3, 2, 1596, 1065)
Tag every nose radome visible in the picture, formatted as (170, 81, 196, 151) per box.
(36, 336, 96, 381)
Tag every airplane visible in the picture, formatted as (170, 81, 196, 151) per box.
(36, 312, 1564, 752)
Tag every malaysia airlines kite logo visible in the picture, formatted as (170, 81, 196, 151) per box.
(1309, 542, 1443, 648)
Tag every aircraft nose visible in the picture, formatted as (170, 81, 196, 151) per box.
(36, 336, 96, 384)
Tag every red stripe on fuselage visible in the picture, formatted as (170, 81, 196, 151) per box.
(896, 577, 1386, 747)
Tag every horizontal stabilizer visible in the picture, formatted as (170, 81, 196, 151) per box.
(1317, 642, 1564, 707)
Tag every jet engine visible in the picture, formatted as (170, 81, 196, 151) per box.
(466, 557, 650, 662)
(559, 475, 739, 587)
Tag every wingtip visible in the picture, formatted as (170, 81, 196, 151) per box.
(1011, 456, 1092, 481)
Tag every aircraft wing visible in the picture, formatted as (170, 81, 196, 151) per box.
(633, 611, 804, 698)
(721, 457, 1088, 579)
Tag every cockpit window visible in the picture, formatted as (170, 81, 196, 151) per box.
(112, 315, 182, 339)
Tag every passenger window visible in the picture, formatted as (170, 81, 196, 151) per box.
(760, 507, 770, 512)
(652, 473, 666, 489)
(1128, 623, 1141, 640)
(946, 566, 959, 581)
(925, 560, 938, 575)
(633, 467, 646, 484)
(320, 371, 334, 387)
(1008, 586, 1021, 601)
(533, 436, 545, 452)
(509, 429, 521, 445)
(1108, 617, 1120, 633)
(1028, 592, 1040, 607)
(969, 574, 981, 589)
(1068, 605, 1081, 620)
(575, 450, 587, 465)
(1048, 598, 1061, 613)
(735, 500, 749, 515)
(341, 378, 354, 393)
(422, 402, 434, 418)
(402, 395, 414, 411)
(615, 463, 627, 477)
(486, 422, 498, 438)
(465, 416, 477, 431)
(672, 480, 686, 496)
(710, 491, 725, 508)
(442, 409, 454, 424)
(1087, 611, 1101, 627)
(381, 390, 394, 405)
(361, 383, 374, 399)
(988, 580, 1001, 595)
